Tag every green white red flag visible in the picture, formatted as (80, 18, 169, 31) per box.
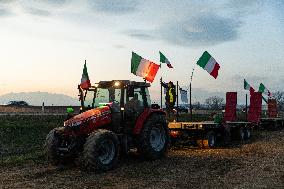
(197, 51, 220, 79)
(259, 83, 271, 97)
(131, 52, 160, 83)
(80, 62, 91, 89)
(244, 79, 255, 95)
(159, 51, 173, 68)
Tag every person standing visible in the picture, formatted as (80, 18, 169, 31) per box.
(161, 81, 176, 118)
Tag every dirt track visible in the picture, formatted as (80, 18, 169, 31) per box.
(1, 130, 284, 189)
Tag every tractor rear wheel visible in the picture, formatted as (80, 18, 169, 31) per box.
(138, 115, 169, 160)
(44, 128, 61, 165)
(82, 129, 119, 171)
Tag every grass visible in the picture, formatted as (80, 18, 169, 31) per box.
(0, 115, 65, 165)
(0, 112, 246, 166)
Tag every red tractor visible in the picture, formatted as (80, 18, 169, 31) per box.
(44, 80, 169, 171)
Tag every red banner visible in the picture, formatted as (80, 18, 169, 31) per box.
(224, 92, 237, 122)
(248, 92, 262, 123)
(268, 99, 278, 118)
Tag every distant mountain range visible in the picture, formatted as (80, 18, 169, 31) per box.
(0, 92, 80, 106)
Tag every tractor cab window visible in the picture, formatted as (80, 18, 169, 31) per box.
(125, 87, 151, 111)
(82, 90, 96, 108)
(94, 88, 121, 107)
(144, 87, 151, 107)
(82, 88, 121, 109)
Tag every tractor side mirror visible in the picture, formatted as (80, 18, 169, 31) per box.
(127, 86, 134, 97)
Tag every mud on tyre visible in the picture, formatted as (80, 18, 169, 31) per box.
(44, 128, 61, 165)
(138, 114, 169, 160)
(81, 129, 119, 171)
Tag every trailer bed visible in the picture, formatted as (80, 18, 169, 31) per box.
(168, 121, 219, 130)
(260, 117, 284, 129)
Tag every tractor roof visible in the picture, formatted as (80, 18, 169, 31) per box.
(93, 80, 150, 89)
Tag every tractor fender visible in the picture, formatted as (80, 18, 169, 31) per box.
(133, 108, 166, 135)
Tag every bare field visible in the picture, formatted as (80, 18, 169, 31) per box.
(1, 129, 284, 189)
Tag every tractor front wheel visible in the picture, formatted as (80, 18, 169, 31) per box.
(82, 129, 119, 171)
(44, 128, 61, 165)
(138, 115, 169, 160)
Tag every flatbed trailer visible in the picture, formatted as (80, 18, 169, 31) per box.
(259, 99, 284, 130)
(168, 120, 252, 148)
(260, 117, 284, 130)
(168, 92, 257, 148)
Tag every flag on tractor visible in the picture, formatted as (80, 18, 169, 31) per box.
(159, 51, 173, 68)
(131, 52, 160, 83)
(80, 62, 91, 89)
(244, 79, 255, 95)
(179, 88, 188, 103)
(259, 83, 272, 97)
(196, 51, 220, 79)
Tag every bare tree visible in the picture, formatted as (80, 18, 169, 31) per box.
(205, 96, 224, 110)
(273, 91, 284, 110)
(193, 102, 202, 110)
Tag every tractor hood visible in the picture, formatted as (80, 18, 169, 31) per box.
(64, 106, 111, 129)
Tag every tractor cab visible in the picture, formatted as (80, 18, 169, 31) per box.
(75, 80, 155, 133)
(78, 80, 151, 113)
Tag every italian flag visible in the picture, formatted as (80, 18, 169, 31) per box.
(244, 79, 255, 95)
(197, 51, 220, 79)
(80, 62, 91, 89)
(159, 51, 173, 68)
(131, 52, 160, 83)
(259, 83, 271, 97)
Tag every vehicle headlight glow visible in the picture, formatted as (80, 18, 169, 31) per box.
(114, 81, 120, 87)
(94, 83, 99, 87)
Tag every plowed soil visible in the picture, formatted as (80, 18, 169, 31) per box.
(1, 130, 284, 189)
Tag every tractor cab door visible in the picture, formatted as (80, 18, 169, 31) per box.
(124, 87, 150, 131)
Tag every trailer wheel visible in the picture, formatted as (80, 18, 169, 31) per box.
(244, 128, 252, 140)
(138, 115, 169, 160)
(82, 129, 119, 172)
(203, 131, 216, 148)
(237, 127, 245, 141)
(273, 121, 281, 130)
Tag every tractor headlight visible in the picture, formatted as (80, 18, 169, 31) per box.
(114, 81, 120, 87)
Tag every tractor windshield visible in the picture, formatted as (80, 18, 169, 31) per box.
(83, 88, 121, 108)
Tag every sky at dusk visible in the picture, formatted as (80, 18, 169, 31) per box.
(0, 0, 283, 104)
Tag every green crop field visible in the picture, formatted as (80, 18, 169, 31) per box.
(0, 115, 65, 165)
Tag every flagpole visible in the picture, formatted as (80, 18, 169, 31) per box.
(160, 77, 162, 109)
(176, 81, 179, 121)
(189, 65, 195, 122)
(246, 94, 248, 121)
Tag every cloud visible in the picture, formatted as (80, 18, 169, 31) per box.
(125, 13, 241, 47)
(232, 74, 269, 83)
(0, 0, 15, 4)
(40, 0, 67, 6)
(113, 44, 126, 49)
(26, 8, 51, 16)
(160, 13, 241, 47)
(88, 0, 139, 14)
(126, 30, 154, 40)
(0, 8, 12, 16)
